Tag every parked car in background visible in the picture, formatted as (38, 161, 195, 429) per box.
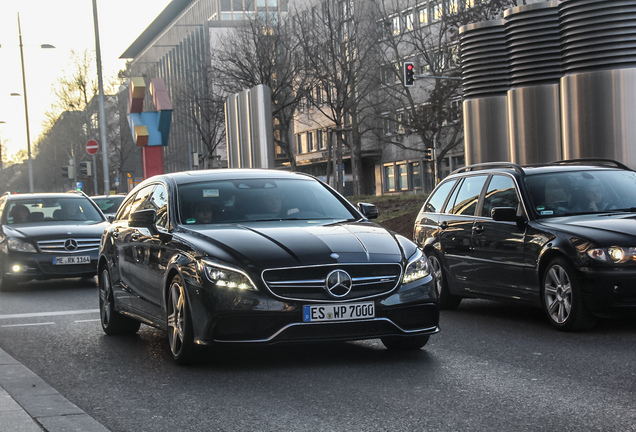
(98, 169, 439, 364)
(0, 191, 108, 290)
(90, 194, 126, 219)
(414, 159, 636, 331)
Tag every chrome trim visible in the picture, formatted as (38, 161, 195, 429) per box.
(209, 318, 440, 344)
(37, 238, 101, 254)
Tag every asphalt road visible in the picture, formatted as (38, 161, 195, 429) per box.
(1, 278, 635, 432)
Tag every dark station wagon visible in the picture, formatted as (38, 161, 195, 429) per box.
(414, 159, 636, 331)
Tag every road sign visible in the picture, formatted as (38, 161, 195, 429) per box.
(86, 140, 99, 155)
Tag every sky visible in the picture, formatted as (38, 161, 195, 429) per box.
(0, 0, 173, 160)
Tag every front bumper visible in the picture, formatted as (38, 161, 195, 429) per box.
(579, 267, 636, 312)
(186, 274, 440, 346)
(1, 251, 98, 283)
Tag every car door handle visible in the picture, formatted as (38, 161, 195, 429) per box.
(472, 225, 484, 234)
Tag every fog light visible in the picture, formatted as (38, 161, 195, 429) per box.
(11, 264, 21, 272)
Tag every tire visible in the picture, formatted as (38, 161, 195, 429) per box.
(541, 257, 596, 331)
(99, 267, 140, 335)
(381, 335, 430, 350)
(167, 275, 197, 365)
(426, 251, 462, 310)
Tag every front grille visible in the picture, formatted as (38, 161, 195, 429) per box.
(262, 263, 402, 301)
(37, 238, 101, 254)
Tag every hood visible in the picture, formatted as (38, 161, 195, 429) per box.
(7, 222, 108, 239)
(180, 221, 407, 269)
(541, 213, 636, 244)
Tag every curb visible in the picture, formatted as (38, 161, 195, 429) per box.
(0, 348, 109, 432)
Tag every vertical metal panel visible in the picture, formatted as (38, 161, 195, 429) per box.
(224, 94, 240, 169)
(238, 89, 252, 168)
(463, 96, 510, 164)
(249, 84, 275, 169)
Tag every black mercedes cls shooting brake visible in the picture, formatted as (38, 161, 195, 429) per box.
(98, 169, 439, 363)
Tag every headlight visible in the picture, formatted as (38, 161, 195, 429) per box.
(7, 238, 37, 253)
(202, 260, 258, 291)
(402, 250, 430, 284)
(587, 246, 636, 263)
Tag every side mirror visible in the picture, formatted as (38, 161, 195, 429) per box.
(129, 209, 160, 236)
(491, 207, 518, 222)
(357, 202, 379, 219)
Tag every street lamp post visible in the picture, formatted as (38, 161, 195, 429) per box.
(0, 121, 5, 170)
(16, 13, 55, 193)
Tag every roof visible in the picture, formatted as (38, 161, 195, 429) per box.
(120, 0, 193, 59)
(140, 169, 315, 186)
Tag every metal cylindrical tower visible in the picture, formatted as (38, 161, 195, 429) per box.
(460, 19, 510, 164)
(505, 1, 562, 165)
(559, 0, 636, 167)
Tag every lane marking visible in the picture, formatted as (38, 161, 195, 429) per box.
(74, 319, 100, 323)
(1, 322, 55, 328)
(0, 309, 99, 320)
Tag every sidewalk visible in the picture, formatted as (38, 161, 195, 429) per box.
(0, 348, 109, 432)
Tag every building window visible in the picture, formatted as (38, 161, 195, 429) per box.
(397, 163, 408, 190)
(384, 164, 396, 192)
(392, 14, 401, 35)
(448, 0, 458, 14)
(432, 1, 443, 21)
(404, 9, 414, 31)
(411, 161, 422, 190)
(418, 4, 428, 26)
(465, 0, 475, 8)
(307, 131, 314, 152)
(296, 133, 303, 154)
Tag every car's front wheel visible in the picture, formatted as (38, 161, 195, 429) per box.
(381, 335, 430, 350)
(167, 275, 197, 365)
(99, 267, 140, 335)
(426, 251, 461, 309)
(541, 257, 596, 331)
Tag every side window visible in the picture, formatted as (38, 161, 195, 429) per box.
(116, 185, 155, 221)
(424, 179, 457, 213)
(0, 198, 6, 223)
(147, 184, 169, 229)
(482, 175, 520, 218)
(449, 175, 488, 216)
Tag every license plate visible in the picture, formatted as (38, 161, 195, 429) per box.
(53, 256, 91, 265)
(303, 302, 375, 322)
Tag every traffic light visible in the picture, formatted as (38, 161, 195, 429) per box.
(425, 148, 434, 161)
(404, 62, 415, 87)
(61, 165, 75, 179)
(80, 161, 92, 176)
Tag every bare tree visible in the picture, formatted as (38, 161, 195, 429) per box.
(172, 53, 226, 169)
(34, 49, 120, 194)
(213, 15, 309, 170)
(295, 1, 382, 194)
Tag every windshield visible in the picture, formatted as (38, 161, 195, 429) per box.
(525, 169, 636, 217)
(5, 197, 104, 224)
(178, 178, 358, 225)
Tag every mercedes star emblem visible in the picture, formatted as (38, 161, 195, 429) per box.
(325, 269, 353, 298)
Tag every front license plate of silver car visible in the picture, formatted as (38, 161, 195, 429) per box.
(53, 256, 90, 265)
(302, 302, 375, 322)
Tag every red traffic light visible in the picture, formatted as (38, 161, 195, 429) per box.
(407, 64, 414, 71)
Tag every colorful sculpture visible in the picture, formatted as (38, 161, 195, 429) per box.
(127, 77, 173, 178)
